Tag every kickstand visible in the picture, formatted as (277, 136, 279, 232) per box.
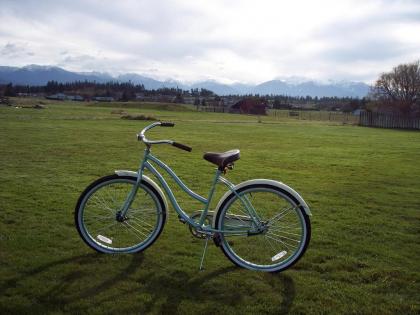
(199, 236, 210, 271)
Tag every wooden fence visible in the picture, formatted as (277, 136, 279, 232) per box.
(200, 106, 227, 113)
(359, 111, 420, 130)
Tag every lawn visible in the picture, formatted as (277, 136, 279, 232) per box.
(0, 99, 419, 314)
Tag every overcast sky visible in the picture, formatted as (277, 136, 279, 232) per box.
(0, 0, 419, 83)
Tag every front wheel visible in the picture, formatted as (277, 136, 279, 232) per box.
(75, 174, 166, 253)
(215, 183, 311, 272)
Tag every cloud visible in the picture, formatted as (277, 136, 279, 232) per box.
(0, 0, 419, 83)
(0, 43, 20, 56)
(0, 42, 35, 58)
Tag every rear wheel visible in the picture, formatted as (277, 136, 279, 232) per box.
(215, 184, 310, 272)
(75, 175, 166, 253)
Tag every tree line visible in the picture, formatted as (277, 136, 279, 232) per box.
(0, 80, 217, 101)
(1, 60, 419, 116)
(370, 60, 420, 117)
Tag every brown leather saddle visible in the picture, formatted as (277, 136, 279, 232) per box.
(203, 149, 240, 169)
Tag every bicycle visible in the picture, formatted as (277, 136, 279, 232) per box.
(75, 122, 312, 272)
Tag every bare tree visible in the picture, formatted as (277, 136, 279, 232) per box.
(372, 61, 420, 116)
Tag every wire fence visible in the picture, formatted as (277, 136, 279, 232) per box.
(199, 107, 420, 130)
(268, 110, 360, 124)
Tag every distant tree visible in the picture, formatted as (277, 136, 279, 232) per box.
(121, 91, 129, 102)
(371, 60, 420, 116)
(200, 88, 214, 97)
(273, 96, 282, 109)
(174, 93, 184, 103)
(194, 97, 200, 106)
(342, 99, 364, 113)
(201, 99, 206, 106)
(191, 88, 199, 96)
(4, 83, 16, 97)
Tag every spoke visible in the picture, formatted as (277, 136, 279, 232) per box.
(94, 193, 113, 210)
(121, 222, 144, 241)
(84, 215, 113, 223)
(129, 216, 155, 229)
(265, 234, 298, 250)
(269, 224, 302, 231)
(123, 221, 149, 238)
(90, 195, 116, 215)
(225, 204, 254, 228)
(127, 218, 153, 234)
(94, 221, 118, 234)
(106, 190, 124, 210)
(265, 235, 279, 253)
(267, 228, 302, 237)
(235, 201, 255, 219)
(267, 205, 299, 226)
(128, 208, 157, 215)
(88, 196, 107, 211)
(266, 231, 301, 243)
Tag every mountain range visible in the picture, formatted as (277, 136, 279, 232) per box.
(0, 65, 370, 97)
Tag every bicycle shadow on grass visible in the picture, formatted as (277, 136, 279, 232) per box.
(113, 265, 296, 314)
(0, 252, 144, 313)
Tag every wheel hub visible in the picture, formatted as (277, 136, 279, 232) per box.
(116, 210, 128, 222)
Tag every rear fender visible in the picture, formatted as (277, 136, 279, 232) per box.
(212, 179, 311, 228)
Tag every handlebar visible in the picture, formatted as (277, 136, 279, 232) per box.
(137, 121, 192, 152)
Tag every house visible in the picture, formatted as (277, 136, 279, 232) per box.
(66, 95, 84, 101)
(183, 96, 197, 105)
(230, 98, 268, 115)
(135, 92, 145, 100)
(93, 96, 115, 102)
(352, 109, 363, 116)
(46, 93, 66, 100)
(45, 93, 84, 101)
(221, 96, 241, 107)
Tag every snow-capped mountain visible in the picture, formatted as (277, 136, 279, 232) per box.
(190, 80, 240, 96)
(0, 64, 110, 85)
(0, 65, 370, 97)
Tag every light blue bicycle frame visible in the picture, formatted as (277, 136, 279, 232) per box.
(120, 147, 262, 235)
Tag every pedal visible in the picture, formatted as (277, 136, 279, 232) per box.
(178, 215, 187, 224)
(213, 232, 222, 247)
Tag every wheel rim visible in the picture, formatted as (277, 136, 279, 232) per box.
(78, 179, 163, 252)
(219, 187, 307, 271)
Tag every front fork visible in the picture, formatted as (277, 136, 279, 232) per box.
(118, 148, 149, 219)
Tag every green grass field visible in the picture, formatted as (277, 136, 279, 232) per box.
(1, 99, 419, 314)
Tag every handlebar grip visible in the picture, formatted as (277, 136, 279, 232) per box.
(160, 122, 175, 127)
(172, 142, 192, 152)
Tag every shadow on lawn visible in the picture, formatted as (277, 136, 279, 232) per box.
(0, 252, 144, 312)
(134, 266, 296, 314)
(1, 253, 295, 314)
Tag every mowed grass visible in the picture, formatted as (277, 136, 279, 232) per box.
(0, 99, 419, 314)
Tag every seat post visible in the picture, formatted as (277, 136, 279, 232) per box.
(199, 168, 222, 226)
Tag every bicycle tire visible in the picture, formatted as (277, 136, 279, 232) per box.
(214, 183, 311, 272)
(75, 174, 166, 253)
